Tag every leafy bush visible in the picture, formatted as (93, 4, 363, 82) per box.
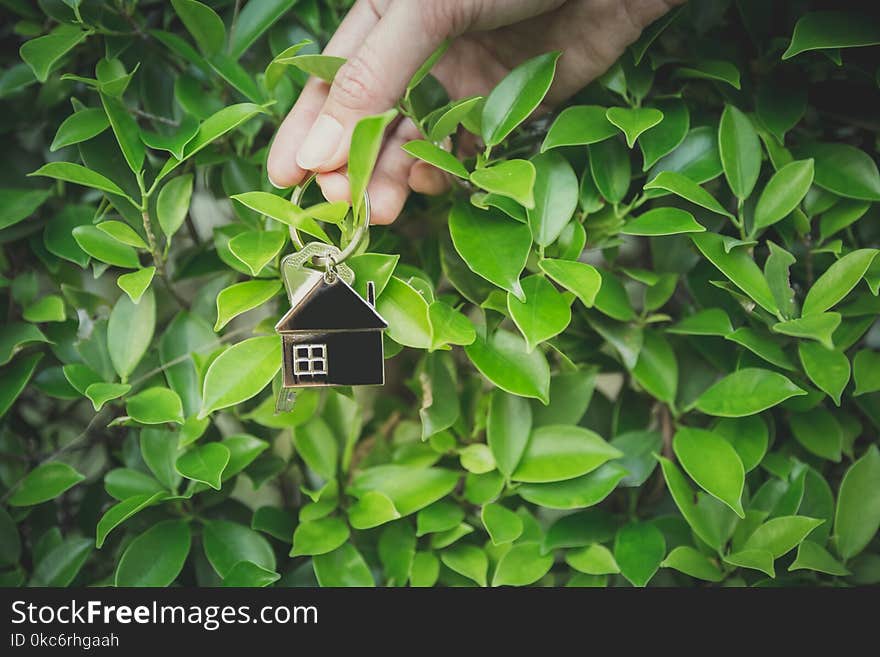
(2, 0, 880, 588)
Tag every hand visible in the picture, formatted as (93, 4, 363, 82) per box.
(267, 0, 683, 224)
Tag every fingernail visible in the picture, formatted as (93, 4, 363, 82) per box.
(296, 115, 343, 170)
(267, 173, 286, 189)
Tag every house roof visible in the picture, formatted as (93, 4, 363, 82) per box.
(275, 270, 388, 332)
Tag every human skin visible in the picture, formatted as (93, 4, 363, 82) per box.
(267, 0, 684, 224)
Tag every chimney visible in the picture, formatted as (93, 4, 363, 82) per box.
(367, 281, 376, 306)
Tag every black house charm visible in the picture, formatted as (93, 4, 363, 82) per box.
(275, 270, 387, 388)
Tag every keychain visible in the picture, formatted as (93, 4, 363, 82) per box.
(275, 174, 387, 411)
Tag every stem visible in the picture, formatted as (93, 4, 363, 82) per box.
(130, 107, 179, 127)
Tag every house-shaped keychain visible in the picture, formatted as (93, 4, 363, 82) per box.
(275, 269, 387, 388)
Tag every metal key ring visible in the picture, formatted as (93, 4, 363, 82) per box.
(289, 172, 369, 268)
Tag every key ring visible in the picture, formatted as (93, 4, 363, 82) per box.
(288, 172, 370, 269)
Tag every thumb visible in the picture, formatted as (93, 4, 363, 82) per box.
(295, 2, 450, 173)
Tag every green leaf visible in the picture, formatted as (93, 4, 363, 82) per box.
(743, 515, 824, 558)
(84, 382, 130, 411)
(378, 522, 416, 585)
(19, 24, 89, 83)
(101, 93, 144, 173)
(492, 542, 554, 587)
(278, 54, 346, 82)
(644, 171, 733, 219)
(141, 428, 182, 490)
(114, 519, 190, 586)
(427, 96, 483, 143)
(834, 445, 880, 559)
(31, 161, 126, 197)
(350, 465, 459, 517)
(157, 175, 193, 239)
(673, 427, 745, 517)
(589, 138, 630, 203)
(622, 207, 704, 236)
(725, 327, 795, 371)
(96, 492, 166, 548)
(428, 301, 475, 350)
(202, 520, 275, 578)
(713, 416, 769, 473)
(291, 516, 350, 556)
(228, 0, 296, 59)
(313, 543, 374, 587)
(140, 116, 199, 160)
(481, 503, 523, 545)
(105, 468, 164, 501)
(30, 537, 92, 587)
(512, 425, 621, 483)
(470, 159, 536, 209)
(419, 352, 460, 439)
(661, 545, 724, 582)
(402, 140, 469, 179)
(72, 225, 140, 269)
(200, 335, 281, 416)
(753, 159, 814, 231)
(349, 109, 397, 219)
(441, 545, 488, 586)
(538, 259, 601, 309)
(376, 276, 432, 349)
(724, 549, 775, 577)
(117, 267, 155, 304)
(639, 98, 690, 170)
(676, 59, 741, 89)
(802, 142, 880, 201)
(718, 104, 761, 200)
(606, 107, 663, 148)
(348, 492, 401, 529)
(487, 391, 532, 479)
(9, 461, 85, 506)
(215, 279, 280, 331)
(658, 457, 730, 552)
(789, 407, 842, 461)
(227, 230, 286, 276)
(632, 330, 678, 405)
(176, 443, 230, 490)
(230, 191, 331, 242)
(541, 105, 617, 151)
(694, 368, 805, 417)
(171, 0, 225, 56)
(465, 329, 550, 403)
(417, 501, 464, 537)
(482, 52, 560, 147)
(819, 200, 872, 243)
(293, 417, 338, 480)
(222, 561, 280, 587)
(650, 126, 722, 184)
(802, 249, 878, 316)
(158, 103, 265, 178)
(23, 295, 65, 323)
(527, 151, 578, 245)
(667, 308, 732, 336)
(449, 202, 531, 300)
(783, 11, 880, 59)
(614, 522, 666, 587)
(853, 350, 880, 396)
(507, 274, 572, 352)
(107, 288, 155, 382)
(691, 232, 779, 315)
(773, 312, 840, 350)
(127, 387, 184, 425)
(50, 108, 108, 151)
(789, 541, 849, 576)
(764, 241, 797, 319)
(517, 463, 628, 510)
(565, 543, 620, 576)
(0, 188, 49, 231)
(460, 444, 495, 474)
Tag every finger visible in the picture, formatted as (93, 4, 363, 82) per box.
(296, 2, 449, 173)
(317, 119, 424, 225)
(266, 0, 384, 188)
(409, 161, 450, 196)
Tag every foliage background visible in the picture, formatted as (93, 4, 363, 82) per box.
(1, 0, 880, 587)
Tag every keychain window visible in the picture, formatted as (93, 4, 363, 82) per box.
(293, 344, 328, 377)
